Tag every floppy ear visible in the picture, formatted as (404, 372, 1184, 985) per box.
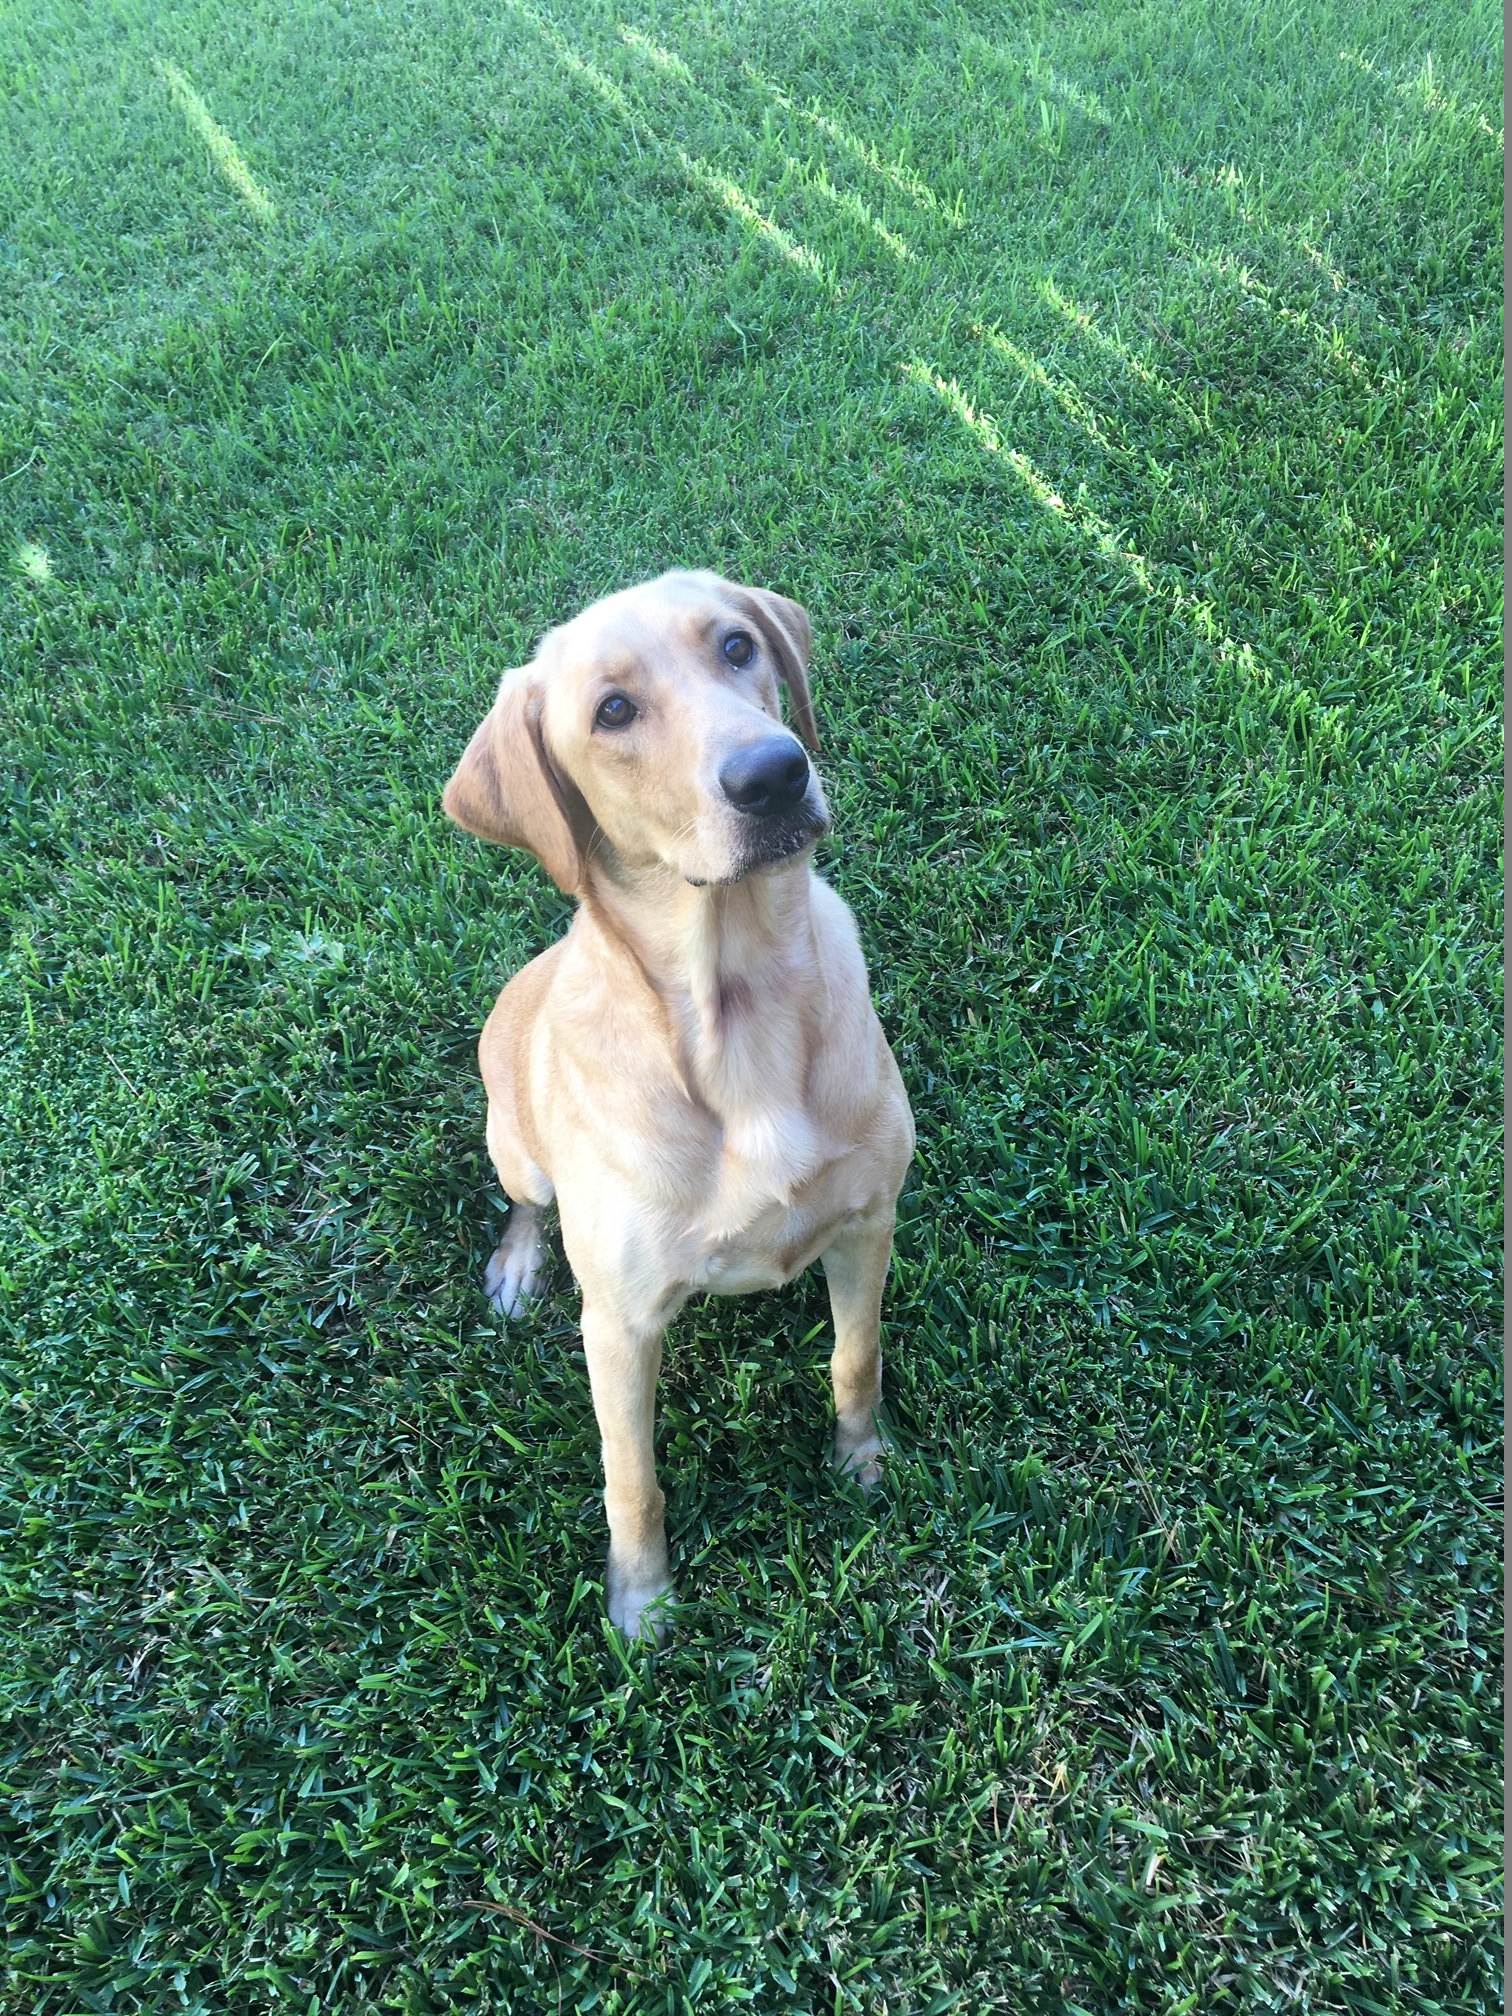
(735, 585, 820, 753)
(442, 670, 583, 893)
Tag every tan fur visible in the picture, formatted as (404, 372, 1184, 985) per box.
(445, 570, 914, 1638)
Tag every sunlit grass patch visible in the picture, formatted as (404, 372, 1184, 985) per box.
(906, 360, 1276, 687)
(616, 22, 692, 82)
(739, 59, 963, 222)
(154, 57, 276, 220)
(1340, 43, 1505, 148)
(1041, 277, 1215, 437)
(615, 24, 914, 263)
(676, 151, 833, 285)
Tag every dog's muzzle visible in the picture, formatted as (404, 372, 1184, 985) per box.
(684, 734, 828, 886)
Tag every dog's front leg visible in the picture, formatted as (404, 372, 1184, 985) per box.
(580, 1301, 674, 1640)
(821, 1215, 896, 1491)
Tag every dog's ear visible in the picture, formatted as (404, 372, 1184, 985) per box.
(443, 670, 583, 892)
(735, 586, 820, 753)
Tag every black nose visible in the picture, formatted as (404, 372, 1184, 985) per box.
(718, 736, 810, 815)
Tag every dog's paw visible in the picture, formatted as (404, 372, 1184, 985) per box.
(607, 1568, 675, 1645)
(482, 1245, 542, 1317)
(832, 1432, 887, 1495)
(483, 1211, 547, 1318)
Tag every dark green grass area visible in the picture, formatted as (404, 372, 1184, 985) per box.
(1, 0, 1502, 2007)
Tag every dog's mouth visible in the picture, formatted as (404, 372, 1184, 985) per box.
(741, 809, 828, 873)
(685, 805, 829, 887)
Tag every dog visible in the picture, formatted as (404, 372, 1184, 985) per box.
(443, 570, 914, 1638)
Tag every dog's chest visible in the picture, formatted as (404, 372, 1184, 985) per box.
(567, 903, 885, 1305)
(681, 1186, 828, 1294)
(665, 1105, 870, 1297)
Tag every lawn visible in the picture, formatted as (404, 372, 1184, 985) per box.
(0, 0, 1503, 2009)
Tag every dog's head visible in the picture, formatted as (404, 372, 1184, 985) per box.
(443, 571, 827, 892)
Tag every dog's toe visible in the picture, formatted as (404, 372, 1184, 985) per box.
(481, 1249, 548, 1330)
(833, 1433, 886, 1494)
(483, 1249, 542, 1318)
(483, 1214, 547, 1318)
(609, 1578, 675, 1645)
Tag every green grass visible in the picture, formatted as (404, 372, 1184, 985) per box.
(0, 0, 1502, 2007)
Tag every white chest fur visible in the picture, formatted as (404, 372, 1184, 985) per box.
(673, 887, 826, 1242)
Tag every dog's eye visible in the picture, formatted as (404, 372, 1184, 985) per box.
(595, 693, 637, 730)
(722, 630, 756, 668)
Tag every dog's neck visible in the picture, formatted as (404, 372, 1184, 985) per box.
(581, 857, 823, 1121)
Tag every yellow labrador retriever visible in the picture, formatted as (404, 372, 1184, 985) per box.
(444, 570, 914, 1638)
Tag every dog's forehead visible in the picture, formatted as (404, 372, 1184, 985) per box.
(554, 573, 741, 665)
